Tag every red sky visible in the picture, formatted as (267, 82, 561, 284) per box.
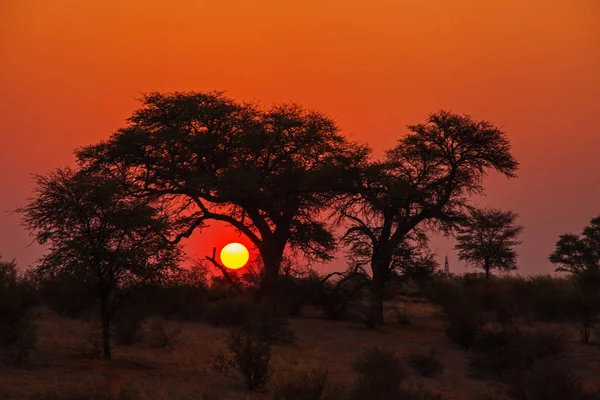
(1, 0, 599, 275)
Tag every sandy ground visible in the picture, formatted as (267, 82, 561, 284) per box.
(1, 298, 600, 399)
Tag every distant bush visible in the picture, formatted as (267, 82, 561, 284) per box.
(148, 321, 183, 349)
(204, 298, 255, 328)
(273, 366, 342, 400)
(75, 328, 103, 359)
(469, 326, 567, 379)
(213, 330, 272, 391)
(113, 310, 145, 346)
(247, 302, 295, 345)
(507, 362, 600, 400)
(349, 348, 406, 400)
(0, 259, 38, 364)
(408, 350, 444, 377)
(443, 292, 484, 349)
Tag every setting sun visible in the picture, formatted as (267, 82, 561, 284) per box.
(220, 242, 250, 270)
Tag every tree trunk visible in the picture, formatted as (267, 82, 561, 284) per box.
(484, 262, 490, 280)
(258, 238, 285, 299)
(367, 272, 385, 329)
(367, 251, 389, 329)
(100, 297, 112, 360)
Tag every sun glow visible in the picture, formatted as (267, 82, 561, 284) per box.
(220, 242, 250, 270)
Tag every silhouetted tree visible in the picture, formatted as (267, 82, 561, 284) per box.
(77, 92, 367, 296)
(549, 216, 600, 275)
(454, 207, 523, 280)
(338, 111, 518, 328)
(550, 216, 600, 343)
(18, 168, 182, 359)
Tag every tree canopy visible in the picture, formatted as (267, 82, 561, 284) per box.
(77, 92, 368, 294)
(454, 207, 523, 279)
(338, 111, 519, 327)
(549, 216, 600, 275)
(18, 168, 182, 359)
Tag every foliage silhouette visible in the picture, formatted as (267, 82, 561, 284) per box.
(338, 111, 518, 327)
(18, 168, 182, 359)
(77, 92, 368, 296)
(455, 207, 523, 280)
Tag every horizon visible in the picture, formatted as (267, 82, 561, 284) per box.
(1, 0, 599, 276)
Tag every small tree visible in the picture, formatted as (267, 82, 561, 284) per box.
(550, 216, 600, 343)
(454, 207, 523, 280)
(18, 168, 182, 359)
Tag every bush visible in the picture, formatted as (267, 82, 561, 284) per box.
(0, 259, 38, 364)
(113, 311, 145, 346)
(204, 298, 255, 328)
(246, 301, 295, 345)
(443, 295, 484, 349)
(213, 330, 271, 391)
(350, 348, 405, 400)
(148, 321, 183, 349)
(507, 362, 600, 400)
(469, 327, 567, 379)
(273, 366, 342, 400)
(408, 350, 444, 377)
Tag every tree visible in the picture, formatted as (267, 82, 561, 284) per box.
(338, 111, 518, 328)
(18, 168, 182, 359)
(454, 207, 523, 280)
(77, 92, 367, 296)
(549, 216, 600, 343)
(549, 216, 600, 275)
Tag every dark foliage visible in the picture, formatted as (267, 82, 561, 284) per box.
(213, 330, 272, 391)
(469, 326, 567, 379)
(337, 110, 518, 328)
(507, 362, 600, 400)
(0, 258, 38, 364)
(148, 321, 183, 349)
(407, 350, 444, 377)
(273, 367, 342, 400)
(349, 348, 406, 400)
(455, 207, 523, 280)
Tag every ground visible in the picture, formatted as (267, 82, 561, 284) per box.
(2, 298, 600, 399)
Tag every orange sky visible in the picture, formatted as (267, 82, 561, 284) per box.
(1, 0, 599, 275)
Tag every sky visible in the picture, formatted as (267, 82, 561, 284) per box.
(1, 0, 599, 275)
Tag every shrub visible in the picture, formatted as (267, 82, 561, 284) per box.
(408, 350, 444, 377)
(507, 362, 600, 400)
(204, 298, 255, 328)
(443, 295, 484, 349)
(113, 311, 145, 346)
(251, 301, 295, 345)
(0, 259, 38, 364)
(75, 328, 103, 359)
(469, 327, 567, 379)
(148, 321, 183, 349)
(349, 348, 405, 400)
(213, 330, 271, 391)
(273, 366, 342, 400)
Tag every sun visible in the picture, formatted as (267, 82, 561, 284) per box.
(220, 242, 250, 270)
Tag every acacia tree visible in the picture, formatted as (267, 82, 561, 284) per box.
(338, 111, 518, 328)
(549, 216, 600, 343)
(18, 168, 182, 359)
(549, 216, 600, 275)
(454, 207, 523, 280)
(77, 92, 367, 296)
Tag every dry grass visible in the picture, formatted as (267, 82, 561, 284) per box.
(1, 298, 600, 400)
